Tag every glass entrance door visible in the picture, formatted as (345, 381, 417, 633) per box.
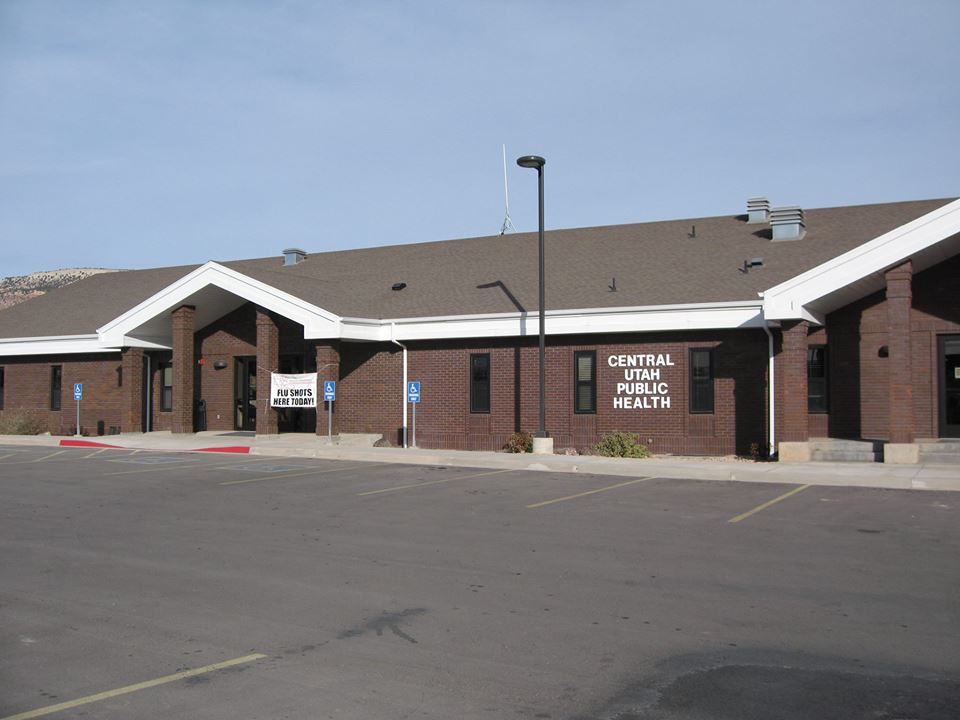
(940, 336, 960, 438)
(235, 357, 257, 431)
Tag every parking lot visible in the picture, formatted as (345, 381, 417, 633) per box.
(1, 444, 958, 719)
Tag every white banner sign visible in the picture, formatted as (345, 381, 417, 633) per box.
(270, 372, 317, 408)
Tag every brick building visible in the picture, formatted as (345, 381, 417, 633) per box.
(1, 197, 958, 462)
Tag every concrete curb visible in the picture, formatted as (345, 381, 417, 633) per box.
(1, 433, 958, 492)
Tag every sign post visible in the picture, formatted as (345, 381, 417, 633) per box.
(407, 381, 421, 448)
(73, 383, 83, 437)
(323, 380, 336, 442)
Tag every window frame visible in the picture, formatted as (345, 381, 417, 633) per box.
(573, 350, 597, 414)
(469, 353, 491, 414)
(807, 345, 829, 414)
(50, 365, 62, 411)
(0, 366, 5, 410)
(159, 361, 173, 412)
(688, 348, 714, 414)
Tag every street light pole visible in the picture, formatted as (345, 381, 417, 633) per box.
(516, 155, 551, 452)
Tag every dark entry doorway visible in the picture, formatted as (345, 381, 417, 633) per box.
(235, 357, 257, 431)
(940, 335, 960, 438)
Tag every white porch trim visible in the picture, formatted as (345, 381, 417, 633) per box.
(762, 198, 960, 322)
(96, 261, 342, 346)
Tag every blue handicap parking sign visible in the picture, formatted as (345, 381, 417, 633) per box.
(73, 383, 83, 400)
(407, 381, 421, 403)
(323, 380, 336, 401)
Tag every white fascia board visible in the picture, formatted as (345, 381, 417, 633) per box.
(340, 301, 764, 342)
(98, 261, 342, 344)
(0, 335, 120, 357)
(5, 301, 764, 355)
(337, 317, 385, 341)
(115, 336, 175, 350)
(763, 198, 960, 321)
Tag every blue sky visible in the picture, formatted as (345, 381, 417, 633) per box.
(1, 0, 958, 276)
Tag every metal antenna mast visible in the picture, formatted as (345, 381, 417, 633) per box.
(499, 144, 516, 235)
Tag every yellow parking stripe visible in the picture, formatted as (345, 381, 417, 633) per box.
(106, 456, 280, 476)
(211, 457, 310, 471)
(106, 462, 199, 476)
(31, 450, 68, 463)
(220, 462, 379, 486)
(358, 468, 513, 496)
(526, 477, 652, 508)
(727, 484, 811, 523)
(0, 653, 267, 720)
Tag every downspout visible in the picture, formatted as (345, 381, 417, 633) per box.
(145, 353, 152, 433)
(390, 323, 408, 448)
(762, 321, 776, 459)
(140, 353, 153, 433)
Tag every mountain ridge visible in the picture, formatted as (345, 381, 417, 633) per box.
(0, 268, 120, 310)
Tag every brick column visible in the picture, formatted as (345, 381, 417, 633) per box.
(315, 342, 340, 437)
(886, 261, 913, 443)
(171, 305, 195, 434)
(780, 320, 809, 442)
(120, 346, 144, 433)
(255, 307, 279, 435)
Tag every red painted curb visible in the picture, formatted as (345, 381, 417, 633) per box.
(59, 439, 122, 448)
(194, 446, 251, 454)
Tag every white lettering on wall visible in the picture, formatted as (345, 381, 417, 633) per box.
(607, 354, 676, 368)
(608, 354, 673, 409)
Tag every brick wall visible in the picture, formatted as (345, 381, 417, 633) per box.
(194, 303, 258, 431)
(120, 347, 144, 432)
(170, 305, 196, 433)
(910, 253, 960, 437)
(333, 330, 768, 455)
(825, 253, 960, 440)
(339, 342, 405, 443)
(192, 303, 317, 432)
(255, 308, 280, 435)
(0, 353, 123, 435)
(778, 320, 809, 442)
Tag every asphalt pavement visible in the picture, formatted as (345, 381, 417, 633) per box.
(1, 430, 958, 491)
(1, 443, 958, 719)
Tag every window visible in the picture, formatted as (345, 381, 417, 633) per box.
(574, 351, 596, 414)
(470, 353, 490, 413)
(0, 367, 4, 410)
(808, 345, 828, 413)
(160, 362, 173, 412)
(50, 365, 62, 411)
(689, 349, 714, 413)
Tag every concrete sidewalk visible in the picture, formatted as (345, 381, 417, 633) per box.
(2, 431, 959, 492)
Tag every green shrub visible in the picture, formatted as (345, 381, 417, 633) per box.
(593, 431, 651, 459)
(503, 431, 533, 453)
(0, 412, 48, 435)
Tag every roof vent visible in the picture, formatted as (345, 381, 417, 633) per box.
(769, 206, 805, 241)
(746, 197, 770, 224)
(282, 248, 307, 266)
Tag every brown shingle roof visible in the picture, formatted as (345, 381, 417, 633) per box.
(0, 265, 199, 338)
(0, 198, 953, 339)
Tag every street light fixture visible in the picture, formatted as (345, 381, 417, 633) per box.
(516, 154, 550, 451)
